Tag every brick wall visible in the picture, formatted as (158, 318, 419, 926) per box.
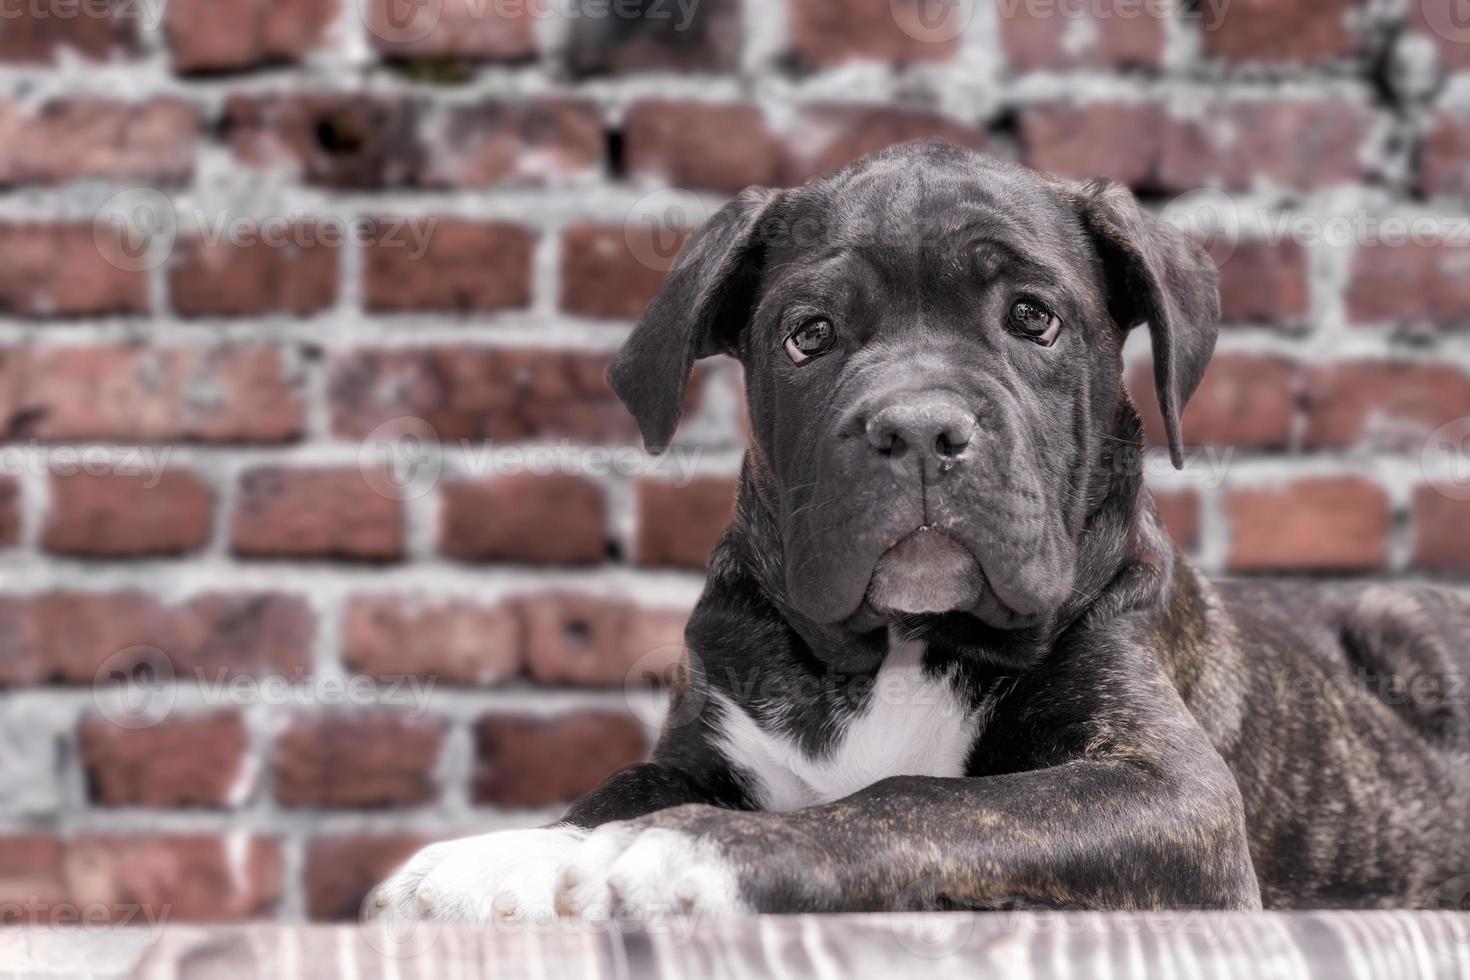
(0, 0, 1468, 927)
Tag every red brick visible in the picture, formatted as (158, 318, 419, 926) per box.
(782, 105, 989, 184)
(366, 0, 534, 59)
(62, 836, 281, 922)
(0, 99, 196, 186)
(0, 347, 303, 443)
(1202, 0, 1361, 66)
(1411, 0, 1470, 73)
(561, 223, 685, 320)
(635, 477, 737, 569)
(79, 713, 251, 807)
(1153, 488, 1202, 554)
(1130, 354, 1299, 452)
(328, 347, 637, 443)
(363, 219, 533, 313)
(625, 101, 782, 192)
(0, 478, 18, 548)
(1346, 240, 1470, 327)
(1025, 100, 1372, 193)
(419, 101, 603, 188)
(1413, 489, 1470, 575)
(789, 0, 960, 67)
(1422, 112, 1470, 197)
(343, 595, 522, 684)
(169, 226, 338, 317)
(0, 223, 147, 316)
(226, 94, 598, 190)
(440, 473, 607, 565)
(1019, 102, 1167, 187)
(474, 712, 647, 807)
(305, 835, 427, 921)
(0, 836, 66, 918)
(1159, 101, 1372, 192)
(232, 467, 404, 561)
(225, 94, 422, 190)
(1000, 0, 1164, 71)
(1214, 239, 1310, 325)
(1304, 362, 1470, 452)
(167, 0, 336, 71)
(43, 470, 213, 557)
(275, 715, 445, 808)
(0, 1, 138, 64)
(519, 593, 687, 686)
(0, 591, 313, 686)
(565, 0, 740, 73)
(1226, 477, 1390, 573)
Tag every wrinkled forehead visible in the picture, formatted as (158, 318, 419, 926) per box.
(762, 165, 1098, 302)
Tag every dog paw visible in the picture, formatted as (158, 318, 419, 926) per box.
(553, 818, 748, 919)
(369, 826, 587, 924)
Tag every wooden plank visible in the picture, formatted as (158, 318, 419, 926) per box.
(121, 913, 1470, 980)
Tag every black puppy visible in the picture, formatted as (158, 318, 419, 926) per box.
(374, 141, 1470, 919)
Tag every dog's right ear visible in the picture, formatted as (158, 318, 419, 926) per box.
(608, 186, 781, 453)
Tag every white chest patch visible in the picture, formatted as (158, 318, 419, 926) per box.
(709, 631, 987, 811)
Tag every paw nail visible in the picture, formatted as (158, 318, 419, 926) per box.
(373, 894, 387, 910)
(492, 896, 517, 917)
(417, 890, 435, 913)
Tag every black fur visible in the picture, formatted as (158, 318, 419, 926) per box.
(575, 141, 1470, 912)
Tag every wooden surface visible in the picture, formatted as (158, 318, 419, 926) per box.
(15, 911, 1455, 980)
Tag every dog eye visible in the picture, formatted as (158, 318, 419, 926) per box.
(1007, 300, 1062, 347)
(785, 319, 836, 366)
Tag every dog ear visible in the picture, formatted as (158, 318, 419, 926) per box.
(608, 186, 781, 453)
(1074, 178, 1220, 469)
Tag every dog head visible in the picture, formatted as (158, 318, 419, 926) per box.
(610, 141, 1218, 631)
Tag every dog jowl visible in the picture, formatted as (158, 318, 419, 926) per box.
(372, 141, 1470, 921)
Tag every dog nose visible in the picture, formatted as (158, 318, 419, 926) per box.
(865, 398, 976, 460)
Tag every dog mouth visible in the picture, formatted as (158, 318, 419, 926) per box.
(863, 526, 986, 617)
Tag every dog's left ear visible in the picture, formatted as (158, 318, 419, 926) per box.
(608, 186, 782, 453)
(1072, 178, 1220, 469)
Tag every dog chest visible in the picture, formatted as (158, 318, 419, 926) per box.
(711, 634, 984, 811)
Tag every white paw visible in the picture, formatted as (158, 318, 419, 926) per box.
(370, 826, 587, 924)
(368, 821, 750, 925)
(555, 822, 747, 920)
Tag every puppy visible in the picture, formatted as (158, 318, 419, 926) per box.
(373, 140, 1470, 921)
